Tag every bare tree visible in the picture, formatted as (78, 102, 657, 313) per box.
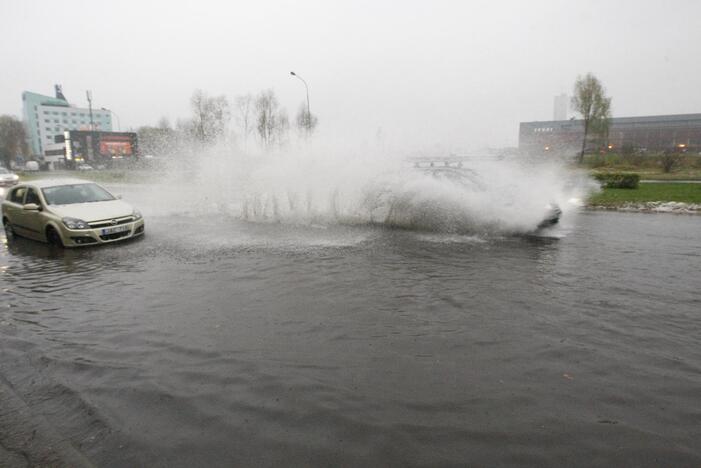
(255, 89, 277, 148)
(660, 150, 683, 173)
(571, 73, 611, 163)
(0, 115, 28, 168)
(255, 89, 289, 150)
(276, 110, 290, 147)
(234, 93, 254, 151)
(295, 102, 318, 138)
(137, 116, 180, 157)
(157, 116, 171, 130)
(190, 89, 231, 144)
(175, 118, 195, 139)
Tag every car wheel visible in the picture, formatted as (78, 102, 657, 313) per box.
(2, 217, 14, 240)
(46, 227, 64, 247)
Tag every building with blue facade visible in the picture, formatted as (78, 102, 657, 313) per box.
(22, 85, 113, 157)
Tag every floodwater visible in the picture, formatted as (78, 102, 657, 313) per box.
(1, 202, 700, 466)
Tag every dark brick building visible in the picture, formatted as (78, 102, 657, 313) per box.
(519, 113, 701, 155)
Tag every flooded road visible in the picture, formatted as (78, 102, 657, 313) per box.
(1, 205, 700, 467)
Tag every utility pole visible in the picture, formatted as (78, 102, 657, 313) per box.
(86, 90, 95, 130)
(85, 90, 96, 164)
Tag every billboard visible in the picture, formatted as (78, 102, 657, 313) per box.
(99, 134, 134, 157)
(60, 131, 139, 165)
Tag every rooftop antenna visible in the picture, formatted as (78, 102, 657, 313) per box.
(55, 84, 67, 101)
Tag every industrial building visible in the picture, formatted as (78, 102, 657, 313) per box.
(519, 113, 701, 156)
(22, 85, 113, 157)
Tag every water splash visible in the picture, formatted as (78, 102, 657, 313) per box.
(229, 148, 595, 235)
(134, 138, 595, 236)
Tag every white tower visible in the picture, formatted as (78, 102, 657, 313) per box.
(553, 93, 568, 121)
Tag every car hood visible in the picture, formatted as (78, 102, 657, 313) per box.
(48, 200, 135, 222)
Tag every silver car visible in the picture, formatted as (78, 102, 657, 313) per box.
(2, 179, 145, 247)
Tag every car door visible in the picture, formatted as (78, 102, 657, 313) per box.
(3, 186, 27, 234)
(17, 187, 46, 241)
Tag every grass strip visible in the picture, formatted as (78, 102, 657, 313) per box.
(589, 183, 701, 206)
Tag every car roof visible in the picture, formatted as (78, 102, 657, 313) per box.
(22, 178, 98, 189)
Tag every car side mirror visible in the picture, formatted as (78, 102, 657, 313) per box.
(23, 203, 40, 211)
(116, 194, 122, 199)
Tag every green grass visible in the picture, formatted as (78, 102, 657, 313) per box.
(591, 167, 701, 181)
(581, 153, 701, 180)
(589, 183, 701, 206)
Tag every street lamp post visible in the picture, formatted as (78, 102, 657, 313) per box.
(290, 71, 311, 131)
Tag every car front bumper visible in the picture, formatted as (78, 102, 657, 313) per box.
(58, 218, 145, 247)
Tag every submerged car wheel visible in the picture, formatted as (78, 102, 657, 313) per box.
(46, 227, 64, 247)
(2, 217, 14, 240)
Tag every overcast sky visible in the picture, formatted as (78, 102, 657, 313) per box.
(2, 0, 700, 150)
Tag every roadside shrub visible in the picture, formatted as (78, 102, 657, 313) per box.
(587, 154, 607, 168)
(593, 172, 640, 189)
(583, 153, 618, 168)
(620, 145, 644, 166)
(604, 153, 622, 166)
(694, 155, 701, 169)
(659, 151, 683, 173)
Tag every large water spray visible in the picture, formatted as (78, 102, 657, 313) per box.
(148, 143, 595, 236)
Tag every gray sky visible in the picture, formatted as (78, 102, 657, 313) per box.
(2, 0, 700, 150)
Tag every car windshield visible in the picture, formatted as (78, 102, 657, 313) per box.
(41, 183, 115, 205)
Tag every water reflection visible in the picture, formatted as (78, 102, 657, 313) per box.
(2, 233, 145, 269)
(4, 234, 82, 263)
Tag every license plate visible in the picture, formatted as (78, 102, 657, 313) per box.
(101, 225, 130, 235)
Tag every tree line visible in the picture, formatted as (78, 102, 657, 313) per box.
(2, 75, 612, 166)
(138, 88, 318, 156)
(0, 86, 318, 168)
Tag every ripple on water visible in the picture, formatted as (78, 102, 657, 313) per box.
(1, 211, 701, 466)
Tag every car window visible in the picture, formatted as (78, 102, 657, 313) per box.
(41, 183, 115, 205)
(25, 188, 41, 206)
(9, 187, 26, 204)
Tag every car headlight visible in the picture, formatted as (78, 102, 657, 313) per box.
(62, 217, 90, 230)
(132, 209, 142, 220)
